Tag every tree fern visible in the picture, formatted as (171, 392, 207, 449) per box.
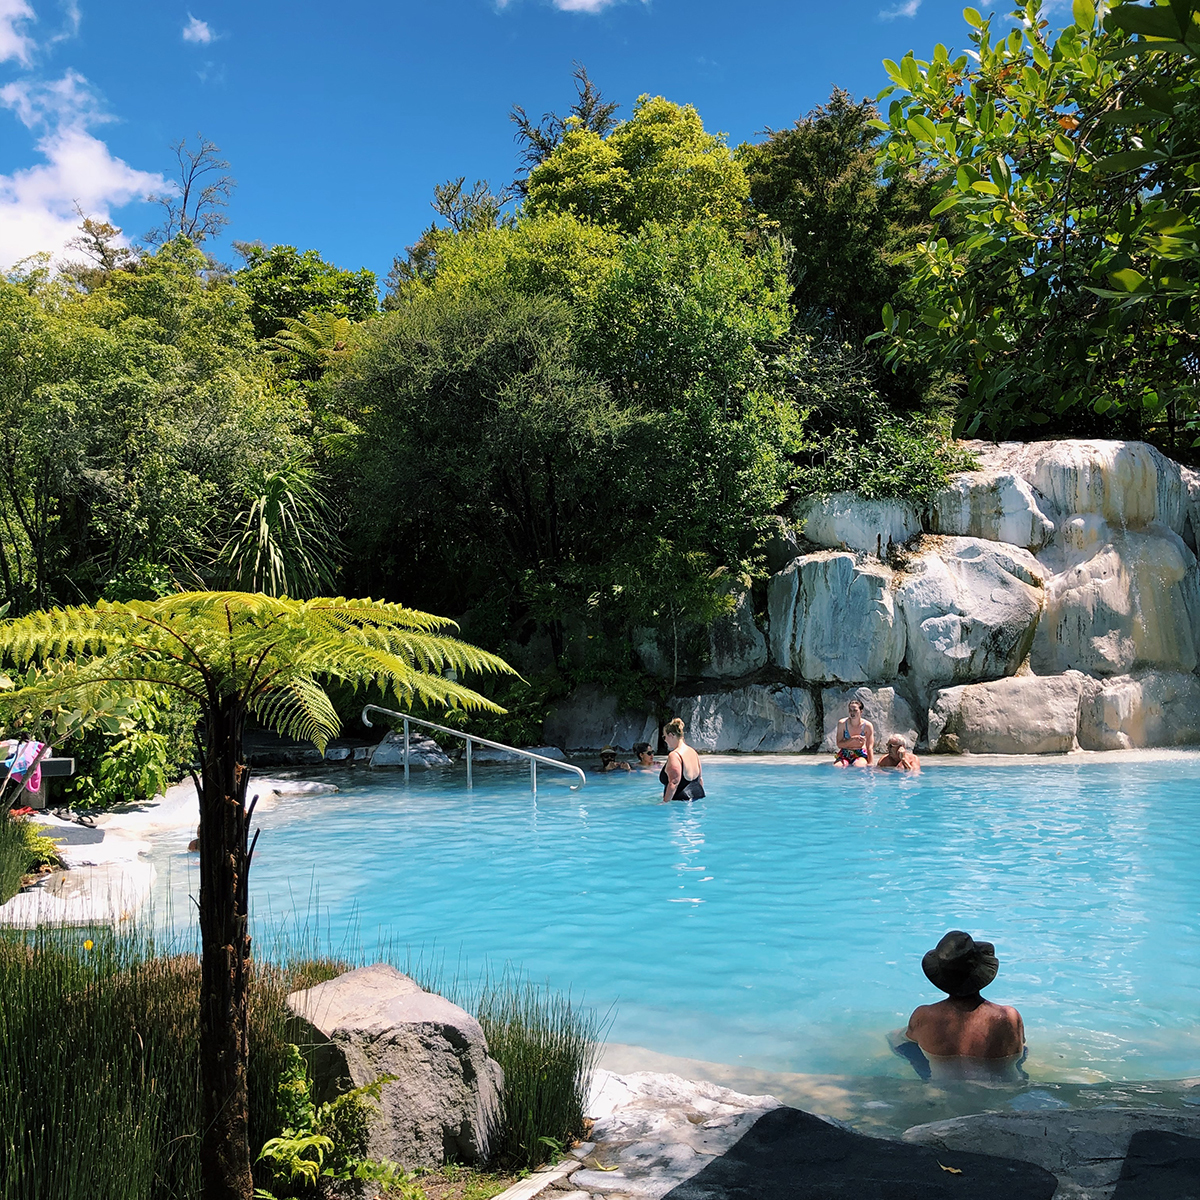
(0, 591, 514, 1200)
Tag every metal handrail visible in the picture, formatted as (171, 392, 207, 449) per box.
(361, 705, 586, 794)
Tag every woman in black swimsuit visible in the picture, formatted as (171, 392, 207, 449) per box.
(659, 717, 706, 803)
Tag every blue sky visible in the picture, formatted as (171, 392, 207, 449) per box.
(1, 0, 1033, 281)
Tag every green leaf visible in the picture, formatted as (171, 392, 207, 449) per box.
(1094, 149, 1159, 173)
(1053, 133, 1077, 157)
(906, 114, 940, 143)
(882, 301, 896, 329)
(972, 180, 1002, 195)
(963, 5, 984, 25)
(1106, 3, 1185, 38)
(883, 58, 905, 85)
(1108, 266, 1150, 291)
(1072, 0, 1096, 30)
(931, 193, 962, 215)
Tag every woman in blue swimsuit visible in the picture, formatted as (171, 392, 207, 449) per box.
(834, 700, 874, 768)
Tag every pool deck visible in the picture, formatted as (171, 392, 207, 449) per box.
(499, 1064, 1200, 1200)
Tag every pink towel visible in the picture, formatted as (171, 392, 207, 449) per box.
(9, 741, 43, 793)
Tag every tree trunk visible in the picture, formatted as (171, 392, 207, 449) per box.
(195, 698, 256, 1200)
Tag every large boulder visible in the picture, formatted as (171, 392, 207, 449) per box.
(1031, 519, 1200, 676)
(634, 592, 767, 682)
(895, 537, 1045, 700)
(767, 552, 905, 683)
(969, 439, 1188, 534)
(820, 686, 920, 753)
(671, 685, 818, 752)
(706, 591, 768, 679)
(927, 672, 1085, 754)
(286, 964, 503, 1169)
(796, 493, 920, 554)
(371, 733, 452, 769)
(929, 470, 1056, 552)
(543, 683, 658, 751)
(1077, 670, 1200, 750)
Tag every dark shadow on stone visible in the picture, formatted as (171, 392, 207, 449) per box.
(663, 1106, 1058, 1199)
(1113, 1130, 1200, 1199)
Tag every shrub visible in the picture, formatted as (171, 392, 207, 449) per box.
(0, 811, 62, 903)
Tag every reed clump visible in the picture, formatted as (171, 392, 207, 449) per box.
(0, 923, 605, 1194)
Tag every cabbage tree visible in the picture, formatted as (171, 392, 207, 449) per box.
(0, 592, 512, 1200)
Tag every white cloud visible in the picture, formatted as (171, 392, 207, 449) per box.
(496, 0, 643, 12)
(182, 13, 215, 43)
(0, 0, 36, 65)
(880, 0, 920, 15)
(0, 70, 168, 270)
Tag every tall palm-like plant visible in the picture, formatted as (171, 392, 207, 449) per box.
(0, 593, 513, 1200)
(219, 459, 339, 598)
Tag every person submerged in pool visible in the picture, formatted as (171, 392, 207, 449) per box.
(833, 700, 874, 767)
(597, 746, 631, 772)
(876, 734, 920, 772)
(632, 742, 657, 769)
(892, 930, 1026, 1082)
(660, 718, 705, 803)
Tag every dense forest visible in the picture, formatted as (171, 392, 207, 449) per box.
(2, 0, 1198, 755)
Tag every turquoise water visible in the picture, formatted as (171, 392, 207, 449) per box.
(149, 756, 1200, 1083)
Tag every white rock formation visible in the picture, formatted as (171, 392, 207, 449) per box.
(820, 686, 920, 753)
(928, 673, 1086, 754)
(1032, 520, 1200, 676)
(575, 1069, 781, 1200)
(796, 493, 920, 554)
(896, 537, 1045, 699)
(544, 683, 658, 751)
(1077, 670, 1200, 750)
(930, 470, 1056, 551)
(287, 964, 503, 1170)
(767, 552, 905, 683)
(671, 685, 818, 752)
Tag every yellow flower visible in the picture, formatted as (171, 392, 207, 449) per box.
(83, 939, 93, 951)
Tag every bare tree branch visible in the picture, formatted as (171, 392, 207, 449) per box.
(145, 135, 236, 246)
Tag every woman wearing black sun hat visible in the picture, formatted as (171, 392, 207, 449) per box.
(892, 931, 1026, 1081)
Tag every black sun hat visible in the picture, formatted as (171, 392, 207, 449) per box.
(921, 930, 999, 997)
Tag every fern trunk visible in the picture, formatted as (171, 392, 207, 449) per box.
(196, 697, 255, 1200)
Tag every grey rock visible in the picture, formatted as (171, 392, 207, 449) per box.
(1031, 520, 1200, 677)
(1077, 670, 1200, 749)
(896, 536, 1045, 701)
(762, 515, 802, 573)
(796, 493, 921, 553)
(930, 469, 1056, 551)
(705, 591, 768, 679)
(903, 1107, 1200, 1200)
(286, 964, 503, 1170)
(635, 592, 766, 682)
(767, 552, 905, 683)
(544, 684, 657, 752)
(928, 672, 1085, 755)
(820, 686, 920, 753)
(370, 732, 452, 769)
(671, 685, 818, 752)
(467, 744, 567, 764)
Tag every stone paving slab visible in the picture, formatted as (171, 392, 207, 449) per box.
(1111, 1130, 1200, 1200)
(662, 1106, 1058, 1200)
(904, 1108, 1200, 1200)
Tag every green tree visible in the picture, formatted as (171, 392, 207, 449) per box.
(873, 0, 1200, 442)
(511, 62, 620, 191)
(0, 239, 300, 612)
(0, 593, 512, 1200)
(524, 95, 750, 235)
(741, 88, 946, 348)
(233, 244, 378, 340)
